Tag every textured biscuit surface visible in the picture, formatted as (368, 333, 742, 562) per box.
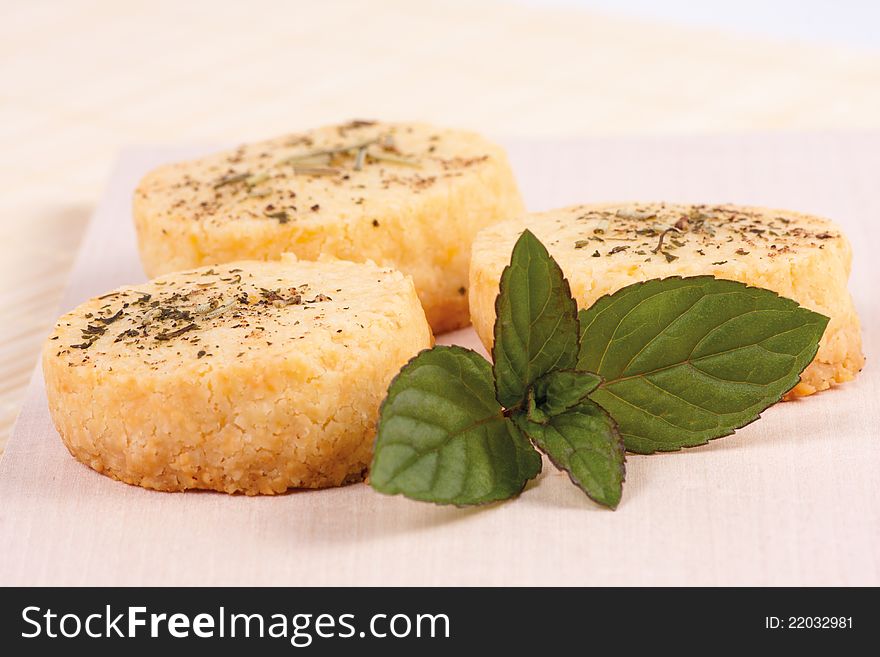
(43, 257, 433, 494)
(470, 203, 864, 398)
(134, 120, 524, 333)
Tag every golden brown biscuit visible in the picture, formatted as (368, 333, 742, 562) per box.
(43, 257, 433, 493)
(469, 203, 863, 398)
(134, 120, 523, 333)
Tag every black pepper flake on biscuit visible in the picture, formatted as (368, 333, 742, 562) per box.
(115, 328, 141, 342)
(265, 210, 290, 224)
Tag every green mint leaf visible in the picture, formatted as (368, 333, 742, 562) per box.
(526, 369, 603, 423)
(577, 276, 829, 453)
(516, 401, 625, 509)
(493, 229, 580, 409)
(370, 345, 542, 505)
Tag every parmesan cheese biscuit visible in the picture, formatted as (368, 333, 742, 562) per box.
(469, 203, 864, 398)
(43, 257, 433, 494)
(133, 120, 524, 333)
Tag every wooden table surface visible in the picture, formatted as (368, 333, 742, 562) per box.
(2, 0, 880, 451)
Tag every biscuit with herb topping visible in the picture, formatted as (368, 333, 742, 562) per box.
(42, 256, 433, 493)
(134, 120, 523, 333)
(469, 203, 863, 398)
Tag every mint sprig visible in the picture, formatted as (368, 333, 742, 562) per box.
(526, 369, 602, 422)
(370, 231, 828, 509)
(492, 229, 580, 408)
(515, 400, 624, 509)
(578, 276, 829, 453)
(369, 345, 542, 505)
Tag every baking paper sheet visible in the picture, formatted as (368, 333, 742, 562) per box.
(2, 133, 877, 585)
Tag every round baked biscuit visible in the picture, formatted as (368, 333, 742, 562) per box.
(469, 203, 864, 399)
(43, 257, 433, 494)
(133, 120, 524, 334)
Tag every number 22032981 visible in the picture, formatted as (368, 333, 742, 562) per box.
(765, 617, 853, 629)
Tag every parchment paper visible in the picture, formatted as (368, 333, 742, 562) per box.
(2, 134, 877, 585)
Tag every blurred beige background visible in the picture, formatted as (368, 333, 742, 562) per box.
(2, 0, 880, 449)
